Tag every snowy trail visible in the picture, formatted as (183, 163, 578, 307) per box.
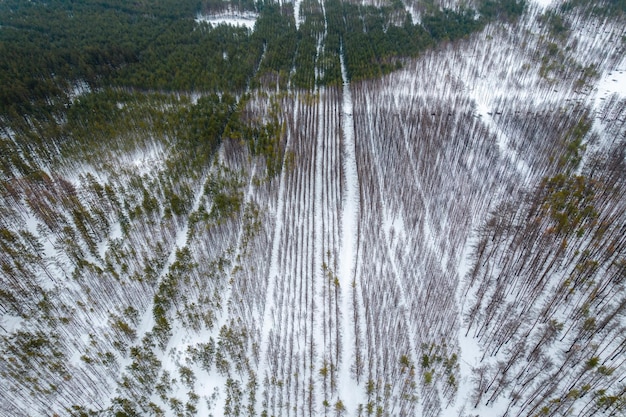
(294, 0, 303, 29)
(313, 87, 327, 379)
(338, 47, 360, 413)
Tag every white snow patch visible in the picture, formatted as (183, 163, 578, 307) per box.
(68, 80, 91, 103)
(0, 314, 23, 333)
(407, 6, 420, 25)
(1, 126, 15, 141)
(190, 92, 202, 105)
(533, 0, 555, 9)
(22, 214, 61, 290)
(160, 331, 229, 417)
(129, 145, 166, 176)
(594, 68, 626, 104)
(195, 12, 258, 30)
(294, 0, 303, 29)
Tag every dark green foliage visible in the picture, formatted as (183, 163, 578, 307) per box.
(252, 3, 298, 89)
(56, 90, 181, 167)
(111, 397, 140, 417)
(538, 174, 598, 236)
(324, 0, 395, 81)
(561, 0, 626, 16)
(187, 341, 216, 371)
(422, 7, 484, 42)
(205, 165, 245, 220)
(118, 23, 257, 92)
(180, 94, 238, 162)
(538, 10, 570, 38)
(248, 117, 284, 178)
(224, 378, 244, 416)
(0, 0, 262, 132)
(559, 119, 590, 171)
(1, 330, 71, 394)
(318, 0, 344, 84)
(479, 0, 526, 22)
(340, 1, 434, 81)
(292, 0, 325, 89)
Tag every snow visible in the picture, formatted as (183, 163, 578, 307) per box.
(119, 172, 208, 364)
(446, 333, 482, 414)
(61, 143, 165, 184)
(22, 213, 62, 290)
(294, 0, 303, 29)
(195, 12, 258, 30)
(186, 92, 200, 105)
(407, 6, 420, 25)
(440, 202, 479, 417)
(0, 314, 22, 333)
(533, 0, 555, 9)
(97, 221, 122, 260)
(68, 80, 91, 103)
(338, 46, 361, 415)
(160, 331, 229, 417)
(125, 145, 166, 176)
(474, 99, 531, 178)
(382, 210, 406, 244)
(594, 68, 626, 105)
(580, 63, 626, 168)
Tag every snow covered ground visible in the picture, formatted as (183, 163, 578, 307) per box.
(195, 12, 258, 30)
(595, 66, 626, 104)
(533, 0, 556, 10)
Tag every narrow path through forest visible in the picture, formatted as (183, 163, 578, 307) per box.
(337, 45, 360, 414)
